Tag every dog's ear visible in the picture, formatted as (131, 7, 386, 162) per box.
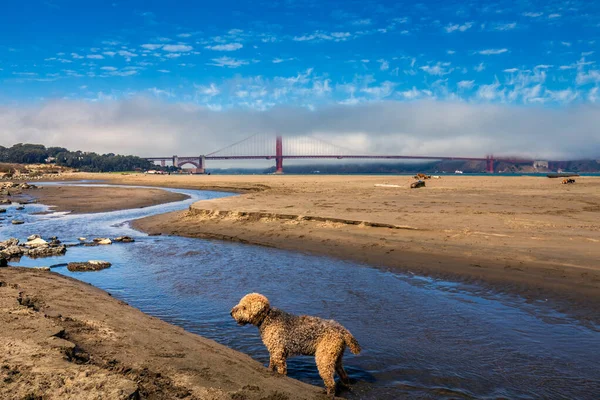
(249, 296, 270, 325)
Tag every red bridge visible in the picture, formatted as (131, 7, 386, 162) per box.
(146, 134, 538, 174)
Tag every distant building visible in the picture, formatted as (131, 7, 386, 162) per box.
(533, 160, 549, 169)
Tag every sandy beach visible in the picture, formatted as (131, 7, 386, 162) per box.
(41, 172, 599, 314)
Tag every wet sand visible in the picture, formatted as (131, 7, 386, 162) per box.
(22, 185, 189, 214)
(0, 268, 326, 399)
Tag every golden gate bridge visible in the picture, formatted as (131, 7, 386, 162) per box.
(145, 134, 540, 174)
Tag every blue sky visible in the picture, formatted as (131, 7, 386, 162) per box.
(2, 0, 598, 107)
(0, 0, 599, 159)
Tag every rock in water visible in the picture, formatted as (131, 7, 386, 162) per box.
(27, 245, 67, 258)
(0, 245, 24, 259)
(67, 260, 112, 272)
(25, 238, 48, 248)
(11, 220, 24, 225)
(0, 257, 7, 267)
(93, 238, 112, 245)
(0, 238, 19, 248)
(0, 208, 6, 213)
(27, 234, 41, 241)
(114, 236, 135, 243)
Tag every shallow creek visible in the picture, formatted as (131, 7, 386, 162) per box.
(1, 183, 599, 399)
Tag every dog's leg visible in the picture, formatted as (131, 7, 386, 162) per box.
(316, 346, 337, 398)
(269, 349, 288, 375)
(335, 352, 350, 386)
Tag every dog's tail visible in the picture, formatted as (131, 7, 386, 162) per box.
(343, 330, 361, 354)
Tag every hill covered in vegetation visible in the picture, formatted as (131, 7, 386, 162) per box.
(0, 143, 155, 172)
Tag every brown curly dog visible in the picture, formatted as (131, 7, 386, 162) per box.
(230, 293, 361, 397)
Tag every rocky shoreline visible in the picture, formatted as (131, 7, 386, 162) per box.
(0, 234, 137, 271)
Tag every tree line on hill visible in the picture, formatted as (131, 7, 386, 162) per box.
(0, 143, 156, 172)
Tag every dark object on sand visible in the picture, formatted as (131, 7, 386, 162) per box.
(411, 180, 426, 189)
(547, 173, 580, 178)
(562, 178, 576, 184)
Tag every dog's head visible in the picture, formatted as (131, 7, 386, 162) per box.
(230, 293, 270, 326)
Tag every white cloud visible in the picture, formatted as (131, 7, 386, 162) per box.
(378, 59, 390, 71)
(71, 53, 84, 59)
(158, 69, 170, 73)
(101, 66, 118, 71)
(479, 48, 509, 55)
(177, 33, 192, 38)
(103, 51, 116, 57)
(548, 13, 561, 19)
(351, 19, 371, 26)
(293, 31, 352, 42)
(447, 50, 456, 55)
(272, 58, 294, 64)
(445, 22, 473, 33)
(87, 54, 104, 59)
(589, 87, 599, 102)
(162, 44, 193, 52)
(112, 70, 138, 77)
(400, 87, 421, 99)
(561, 41, 572, 47)
(477, 80, 504, 101)
(522, 12, 543, 17)
(194, 83, 220, 97)
(148, 87, 174, 98)
(457, 80, 475, 90)
(141, 44, 163, 50)
(420, 62, 453, 76)
(494, 22, 516, 31)
(207, 56, 249, 68)
(576, 69, 600, 85)
(118, 50, 137, 58)
(360, 81, 395, 98)
(546, 89, 578, 103)
(474, 63, 486, 72)
(205, 43, 243, 51)
(503, 68, 519, 73)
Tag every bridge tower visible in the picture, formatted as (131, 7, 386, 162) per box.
(173, 155, 178, 168)
(275, 135, 283, 174)
(486, 155, 494, 173)
(198, 156, 206, 174)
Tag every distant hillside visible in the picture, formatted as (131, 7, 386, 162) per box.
(0, 143, 156, 173)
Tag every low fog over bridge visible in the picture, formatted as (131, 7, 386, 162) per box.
(146, 134, 544, 174)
